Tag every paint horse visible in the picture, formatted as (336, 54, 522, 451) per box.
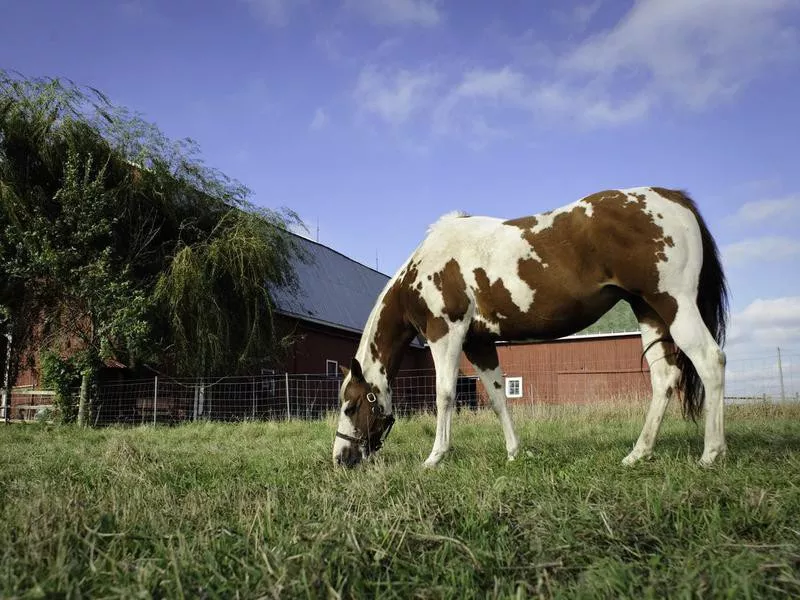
(332, 187, 729, 469)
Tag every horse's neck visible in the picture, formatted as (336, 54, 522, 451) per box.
(354, 269, 416, 389)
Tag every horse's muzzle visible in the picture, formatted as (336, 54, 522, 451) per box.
(334, 444, 362, 468)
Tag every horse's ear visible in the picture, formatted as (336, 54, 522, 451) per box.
(350, 358, 364, 382)
(339, 364, 350, 378)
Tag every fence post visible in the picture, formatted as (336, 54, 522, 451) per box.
(252, 378, 256, 420)
(285, 373, 290, 421)
(153, 376, 158, 426)
(77, 373, 90, 427)
(777, 347, 786, 403)
(1, 332, 11, 424)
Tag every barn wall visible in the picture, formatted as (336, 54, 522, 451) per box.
(274, 315, 434, 375)
(459, 334, 651, 404)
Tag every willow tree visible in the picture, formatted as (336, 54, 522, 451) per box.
(0, 70, 304, 421)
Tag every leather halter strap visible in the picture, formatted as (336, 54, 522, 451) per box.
(335, 413, 396, 451)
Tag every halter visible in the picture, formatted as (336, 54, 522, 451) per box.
(335, 392, 396, 452)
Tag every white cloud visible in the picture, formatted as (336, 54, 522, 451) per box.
(572, 0, 603, 27)
(722, 236, 800, 267)
(432, 67, 526, 137)
(309, 108, 328, 131)
(347, 0, 799, 146)
(725, 297, 800, 396)
(432, 66, 652, 142)
(727, 296, 800, 348)
(726, 195, 800, 225)
(737, 297, 800, 329)
(552, 0, 604, 31)
(353, 65, 439, 126)
(454, 67, 527, 100)
(556, 0, 798, 116)
(242, 0, 295, 26)
(345, 0, 441, 27)
(530, 83, 652, 126)
(464, 118, 512, 151)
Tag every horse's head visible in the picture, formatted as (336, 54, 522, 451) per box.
(332, 358, 395, 468)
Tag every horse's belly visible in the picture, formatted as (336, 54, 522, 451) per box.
(472, 286, 622, 341)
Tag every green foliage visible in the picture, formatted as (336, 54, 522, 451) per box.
(155, 208, 303, 374)
(38, 350, 81, 422)
(0, 405, 799, 597)
(580, 300, 640, 335)
(0, 69, 303, 381)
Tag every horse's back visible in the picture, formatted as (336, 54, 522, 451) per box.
(420, 187, 702, 269)
(407, 187, 707, 341)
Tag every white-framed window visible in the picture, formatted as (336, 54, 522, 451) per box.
(505, 376, 523, 398)
(326, 360, 339, 378)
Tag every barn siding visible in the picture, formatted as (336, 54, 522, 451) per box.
(274, 315, 433, 375)
(459, 333, 651, 404)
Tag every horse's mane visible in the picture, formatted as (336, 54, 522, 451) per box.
(427, 210, 470, 233)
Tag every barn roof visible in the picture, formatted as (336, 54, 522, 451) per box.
(269, 234, 394, 335)
(270, 233, 640, 340)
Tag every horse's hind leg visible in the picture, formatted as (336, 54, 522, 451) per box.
(463, 338, 520, 461)
(623, 302, 681, 465)
(668, 297, 727, 466)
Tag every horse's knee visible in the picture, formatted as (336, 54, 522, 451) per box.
(435, 385, 456, 411)
(436, 397, 454, 412)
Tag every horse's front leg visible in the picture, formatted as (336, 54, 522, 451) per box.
(423, 373, 457, 468)
(423, 330, 464, 468)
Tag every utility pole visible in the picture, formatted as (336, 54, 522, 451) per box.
(777, 347, 786, 403)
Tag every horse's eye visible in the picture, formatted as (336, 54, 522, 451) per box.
(344, 401, 357, 417)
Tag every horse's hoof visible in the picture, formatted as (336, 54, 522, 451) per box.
(699, 446, 727, 467)
(622, 451, 651, 466)
(507, 445, 519, 462)
(423, 456, 442, 469)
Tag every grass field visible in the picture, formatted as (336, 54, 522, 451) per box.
(1, 402, 799, 599)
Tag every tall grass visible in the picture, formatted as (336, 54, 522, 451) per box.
(1, 403, 799, 598)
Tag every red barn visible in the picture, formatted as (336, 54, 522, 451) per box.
(2, 233, 652, 421)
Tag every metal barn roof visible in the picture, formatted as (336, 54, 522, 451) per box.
(269, 234, 392, 335)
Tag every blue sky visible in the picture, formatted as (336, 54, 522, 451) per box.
(2, 0, 800, 374)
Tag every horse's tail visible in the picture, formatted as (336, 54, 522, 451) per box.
(673, 191, 730, 421)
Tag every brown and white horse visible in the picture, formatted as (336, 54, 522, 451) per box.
(332, 187, 729, 469)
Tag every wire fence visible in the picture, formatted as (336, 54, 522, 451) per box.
(725, 349, 800, 404)
(3, 350, 798, 424)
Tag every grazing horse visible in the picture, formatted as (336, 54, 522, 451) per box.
(332, 187, 729, 469)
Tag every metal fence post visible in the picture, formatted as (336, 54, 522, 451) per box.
(153, 376, 158, 426)
(252, 378, 256, 420)
(285, 373, 290, 420)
